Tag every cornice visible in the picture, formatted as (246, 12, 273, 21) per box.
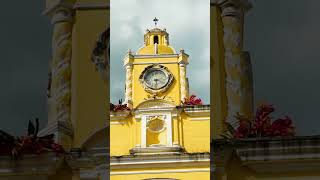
(111, 153, 210, 170)
(43, 0, 74, 16)
(110, 110, 131, 121)
(38, 120, 74, 137)
(0, 152, 63, 176)
(133, 54, 179, 59)
(67, 147, 109, 168)
(179, 105, 211, 117)
(212, 136, 320, 173)
(210, 0, 252, 14)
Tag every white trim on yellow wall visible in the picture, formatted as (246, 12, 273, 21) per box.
(110, 168, 210, 175)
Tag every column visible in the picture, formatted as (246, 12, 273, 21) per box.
(179, 63, 188, 102)
(141, 115, 147, 148)
(219, 0, 253, 127)
(51, 7, 73, 123)
(40, 5, 74, 150)
(166, 113, 173, 147)
(124, 63, 133, 108)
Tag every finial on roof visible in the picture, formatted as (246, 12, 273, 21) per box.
(153, 17, 159, 27)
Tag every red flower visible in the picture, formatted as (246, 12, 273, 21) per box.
(183, 95, 203, 105)
(234, 119, 251, 138)
(270, 116, 295, 136)
(110, 102, 130, 112)
(233, 104, 295, 138)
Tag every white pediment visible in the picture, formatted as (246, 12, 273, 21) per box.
(135, 99, 176, 110)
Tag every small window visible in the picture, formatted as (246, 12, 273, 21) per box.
(153, 35, 159, 44)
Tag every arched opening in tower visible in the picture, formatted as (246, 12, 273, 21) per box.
(153, 35, 159, 44)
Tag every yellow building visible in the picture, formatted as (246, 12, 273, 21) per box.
(110, 27, 210, 179)
(211, 0, 320, 179)
(0, 0, 110, 179)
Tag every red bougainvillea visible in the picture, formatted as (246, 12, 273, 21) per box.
(182, 95, 203, 105)
(110, 99, 130, 112)
(233, 104, 295, 138)
(0, 119, 64, 159)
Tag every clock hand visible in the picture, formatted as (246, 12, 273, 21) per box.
(154, 79, 159, 88)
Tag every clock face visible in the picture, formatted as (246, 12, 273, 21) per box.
(140, 65, 174, 93)
(144, 69, 168, 90)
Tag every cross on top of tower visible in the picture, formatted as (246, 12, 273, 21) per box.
(153, 17, 159, 27)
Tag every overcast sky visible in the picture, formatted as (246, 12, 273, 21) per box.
(110, 0, 210, 104)
(244, 0, 320, 135)
(1, 0, 320, 136)
(0, 0, 51, 135)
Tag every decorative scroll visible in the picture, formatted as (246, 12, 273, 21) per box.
(91, 28, 110, 78)
(147, 116, 166, 133)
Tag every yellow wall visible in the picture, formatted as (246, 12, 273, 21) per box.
(110, 112, 210, 156)
(211, 5, 227, 139)
(71, 4, 109, 147)
(182, 115, 210, 152)
(132, 62, 181, 107)
(112, 170, 209, 180)
(110, 116, 135, 156)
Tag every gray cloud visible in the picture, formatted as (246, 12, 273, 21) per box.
(110, 0, 210, 104)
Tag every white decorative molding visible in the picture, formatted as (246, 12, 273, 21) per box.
(141, 115, 147, 148)
(38, 120, 74, 137)
(141, 113, 172, 148)
(110, 111, 131, 121)
(166, 114, 173, 147)
(111, 168, 210, 175)
(133, 61, 179, 65)
(111, 153, 210, 170)
(183, 105, 210, 117)
(133, 54, 179, 59)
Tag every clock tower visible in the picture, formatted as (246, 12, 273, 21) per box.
(110, 20, 210, 179)
(123, 24, 189, 108)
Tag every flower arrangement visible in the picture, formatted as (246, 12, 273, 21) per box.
(0, 118, 64, 159)
(110, 99, 130, 112)
(221, 104, 295, 139)
(182, 95, 203, 105)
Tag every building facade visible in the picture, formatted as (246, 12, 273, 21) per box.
(211, 0, 320, 180)
(0, 0, 110, 179)
(110, 27, 210, 179)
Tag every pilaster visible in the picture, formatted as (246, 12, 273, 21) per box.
(42, 1, 75, 150)
(178, 49, 189, 103)
(123, 51, 134, 108)
(212, 0, 253, 128)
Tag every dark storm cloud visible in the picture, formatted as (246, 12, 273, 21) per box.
(245, 0, 320, 135)
(0, 1, 51, 135)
